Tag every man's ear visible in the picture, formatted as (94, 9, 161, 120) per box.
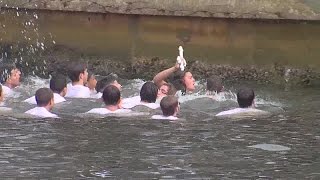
(50, 97, 54, 106)
(117, 98, 122, 108)
(63, 87, 67, 95)
(79, 73, 84, 80)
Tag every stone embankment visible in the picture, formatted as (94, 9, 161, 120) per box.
(0, 0, 320, 20)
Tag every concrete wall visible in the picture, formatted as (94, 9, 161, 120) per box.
(0, 0, 320, 20)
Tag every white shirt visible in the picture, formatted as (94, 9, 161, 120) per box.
(25, 107, 58, 118)
(216, 108, 267, 116)
(90, 92, 102, 99)
(139, 103, 160, 109)
(86, 108, 132, 115)
(90, 89, 97, 95)
(0, 106, 12, 111)
(122, 96, 160, 109)
(65, 84, 91, 98)
(2, 85, 12, 97)
(24, 93, 66, 104)
(151, 115, 178, 120)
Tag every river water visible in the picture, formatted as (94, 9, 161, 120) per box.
(0, 77, 319, 179)
(0, 8, 320, 179)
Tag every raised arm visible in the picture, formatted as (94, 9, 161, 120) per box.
(153, 63, 180, 88)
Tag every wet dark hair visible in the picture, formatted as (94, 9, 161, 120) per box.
(237, 87, 255, 108)
(50, 74, 67, 94)
(160, 95, 179, 116)
(207, 76, 223, 93)
(140, 81, 158, 103)
(67, 62, 87, 82)
(102, 85, 120, 106)
(0, 63, 17, 84)
(35, 88, 53, 107)
(95, 73, 118, 93)
(0, 84, 2, 96)
(168, 70, 188, 95)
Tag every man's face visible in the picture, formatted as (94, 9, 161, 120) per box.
(157, 85, 169, 98)
(82, 69, 88, 83)
(87, 75, 97, 90)
(183, 72, 195, 92)
(8, 68, 21, 88)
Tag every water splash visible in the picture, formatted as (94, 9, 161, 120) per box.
(0, 8, 55, 77)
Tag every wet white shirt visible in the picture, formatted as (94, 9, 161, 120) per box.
(122, 96, 160, 109)
(139, 103, 160, 109)
(25, 107, 58, 118)
(151, 115, 178, 120)
(24, 93, 66, 104)
(216, 108, 266, 116)
(90, 89, 97, 95)
(0, 106, 12, 111)
(1, 85, 21, 99)
(2, 85, 12, 97)
(90, 92, 102, 99)
(65, 85, 91, 98)
(86, 108, 132, 115)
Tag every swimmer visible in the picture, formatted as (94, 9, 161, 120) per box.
(86, 71, 98, 95)
(24, 74, 67, 104)
(152, 95, 179, 120)
(65, 62, 91, 98)
(0, 63, 21, 98)
(153, 62, 195, 95)
(216, 87, 268, 117)
(25, 88, 58, 118)
(86, 85, 131, 115)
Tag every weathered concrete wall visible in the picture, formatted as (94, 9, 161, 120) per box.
(0, 0, 320, 20)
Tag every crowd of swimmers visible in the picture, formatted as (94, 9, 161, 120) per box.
(0, 61, 268, 119)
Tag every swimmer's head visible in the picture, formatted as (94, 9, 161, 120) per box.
(160, 95, 179, 117)
(140, 81, 158, 103)
(96, 73, 122, 93)
(207, 75, 224, 93)
(35, 88, 54, 110)
(67, 62, 88, 84)
(102, 85, 121, 106)
(86, 71, 97, 91)
(50, 74, 67, 97)
(237, 87, 255, 108)
(170, 70, 195, 94)
(157, 83, 177, 99)
(0, 63, 21, 89)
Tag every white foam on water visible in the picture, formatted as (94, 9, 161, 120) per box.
(248, 143, 291, 151)
(18, 76, 49, 96)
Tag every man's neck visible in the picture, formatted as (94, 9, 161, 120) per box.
(141, 100, 152, 104)
(72, 80, 84, 86)
(105, 105, 120, 111)
(4, 82, 14, 89)
(39, 105, 51, 111)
